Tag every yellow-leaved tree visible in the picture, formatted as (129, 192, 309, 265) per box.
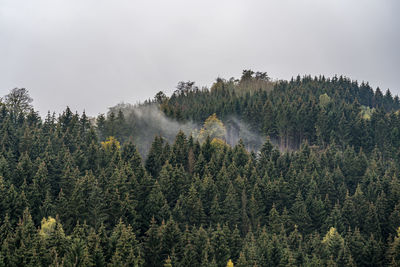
(39, 216, 57, 238)
(226, 259, 234, 267)
(164, 256, 173, 267)
(359, 105, 374, 120)
(197, 113, 226, 143)
(101, 136, 121, 152)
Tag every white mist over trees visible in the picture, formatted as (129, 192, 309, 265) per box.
(101, 101, 266, 156)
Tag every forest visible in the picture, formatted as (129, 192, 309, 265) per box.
(1, 71, 400, 266)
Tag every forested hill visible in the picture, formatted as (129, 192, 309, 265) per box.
(0, 73, 400, 266)
(101, 71, 400, 156)
(160, 73, 400, 151)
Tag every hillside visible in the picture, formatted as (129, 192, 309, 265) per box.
(0, 73, 400, 266)
(102, 71, 400, 156)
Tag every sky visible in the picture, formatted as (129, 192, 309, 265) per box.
(1, 0, 399, 117)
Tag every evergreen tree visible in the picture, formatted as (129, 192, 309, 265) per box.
(211, 224, 230, 267)
(109, 219, 143, 267)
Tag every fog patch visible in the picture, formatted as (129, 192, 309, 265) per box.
(110, 103, 198, 155)
(223, 116, 281, 153)
(109, 103, 279, 156)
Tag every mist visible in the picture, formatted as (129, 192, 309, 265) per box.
(108, 102, 271, 156)
(109, 103, 198, 155)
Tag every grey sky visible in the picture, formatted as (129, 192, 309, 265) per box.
(1, 0, 399, 116)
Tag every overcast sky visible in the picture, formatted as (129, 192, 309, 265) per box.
(1, 0, 399, 116)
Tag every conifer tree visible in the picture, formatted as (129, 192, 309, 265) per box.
(13, 208, 40, 266)
(109, 219, 143, 267)
(291, 192, 312, 233)
(211, 224, 230, 267)
(223, 182, 240, 228)
(144, 217, 161, 267)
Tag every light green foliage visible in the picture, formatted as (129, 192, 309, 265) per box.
(197, 113, 227, 143)
(39, 216, 56, 238)
(210, 137, 229, 153)
(319, 93, 331, 108)
(359, 105, 374, 120)
(101, 136, 121, 152)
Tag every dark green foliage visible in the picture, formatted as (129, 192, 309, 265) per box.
(1, 75, 400, 266)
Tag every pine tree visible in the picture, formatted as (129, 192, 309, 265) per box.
(13, 208, 40, 266)
(388, 227, 400, 266)
(241, 232, 258, 266)
(324, 202, 345, 234)
(181, 238, 197, 266)
(240, 188, 250, 235)
(159, 218, 181, 261)
(322, 227, 345, 264)
(182, 184, 205, 226)
(145, 136, 166, 178)
(0, 214, 15, 267)
(170, 130, 189, 169)
(236, 252, 248, 267)
(211, 224, 230, 267)
(87, 229, 106, 267)
(230, 225, 242, 263)
(121, 141, 144, 179)
(268, 204, 282, 234)
(361, 234, 384, 267)
(145, 181, 170, 224)
(64, 237, 92, 267)
(223, 182, 240, 228)
(192, 226, 210, 265)
(199, 173, 217, 216)
(291, 192, 312, 233)
(346, 227, 365, 266)
(144, 217, 161, 267)
(109, 219, 143, 266)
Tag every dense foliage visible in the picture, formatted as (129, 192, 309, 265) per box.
(161, 73, 400, 153)
(1, 73, 400, 266)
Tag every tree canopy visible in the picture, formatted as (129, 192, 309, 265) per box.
(0, 72, 400, 266)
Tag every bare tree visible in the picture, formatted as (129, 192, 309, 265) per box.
(4, 88, 33, 115)
(174, 81, 197, 96)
